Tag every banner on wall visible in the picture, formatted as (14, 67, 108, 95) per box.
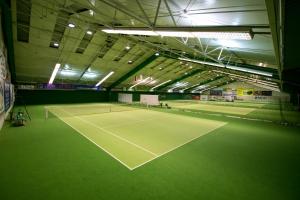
(4, 82, 10, 111)
(237, 88, 254, 96)
(0, 79, 4, 113)
(10, 84, 14, 104)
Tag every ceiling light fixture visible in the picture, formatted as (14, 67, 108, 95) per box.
(125, 46, 131, 50)
(68, 23, 76, 28)
(83, 72, 97, 78)
(49, 63, 61, 84)
(102, 27, 253, 40)
(129, 77, 150, 89)
(53, 42, 59, 47)
(89, 10, 94, 16)
(150, 80, 172, 91)
(155, 52, 160, 56)
(60, 70, 77, 76)
(95, 71, 114, 87)
(86, 30, 93, 35)
(179, 57, 273, 77)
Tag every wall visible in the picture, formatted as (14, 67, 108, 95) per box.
(15, 89, 197, 105)
(212, 81, 290, 103)
(0, 4, 15, 130)
(16, 89, 109, 105)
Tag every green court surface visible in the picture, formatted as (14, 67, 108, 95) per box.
(1, 105, 300, 200)
(46, 104, 226, 169)
(167, 101, 256, 115)
(166, 100, 300, 124)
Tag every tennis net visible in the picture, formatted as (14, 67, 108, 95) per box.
(45, 103, 145, 119)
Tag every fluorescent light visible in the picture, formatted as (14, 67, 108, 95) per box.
(49, 63, 61, 84)
(213, 70, 278, 86)
(102, 28, 253, 40)
(60, 70, 77, 76)
(83, 72, 97, 78)
(158, 31, 192, 38)
(150, 80, 172, 90)
(129, 77, 150, 89)
(199, 86, 217, 93)
(191, 85, 209, 93)
(64, 64, 70, 69)
(179, 57, 225, 68)
(89, 10, 94, 16)
(169, 82, 189, 90)
(148, 80, 157, 85)
(95, 71, 114, 86)
(179, 57, 273, 77)
(68, 23, 75, 28)
(192, 32, 252, 40)
(102, 29, 159, 36)
(86, 30, 93, 35)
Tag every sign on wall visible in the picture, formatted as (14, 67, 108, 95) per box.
(4, 82, 10, 111)
(237, 88, 254, 96)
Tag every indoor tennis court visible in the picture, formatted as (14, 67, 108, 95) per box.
(46, 103, 226, 169)
(1, 0, 300, 200)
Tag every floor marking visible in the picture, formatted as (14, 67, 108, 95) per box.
(48, 108, 134, 170)
(100, 118, 157, 129)
(58, 108, 158, 157)
(130, 122, 227, 170)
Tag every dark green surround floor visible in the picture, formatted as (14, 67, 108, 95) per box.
(0, 105, 299, 200)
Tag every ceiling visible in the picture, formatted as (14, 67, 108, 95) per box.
(11, 0, 280, 92)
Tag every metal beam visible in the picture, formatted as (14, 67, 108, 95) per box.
(186, 76, 225, 92)
(265, 0, 282, 81)
(213, 79, 236, 89)
(155, 68, 203, 91)
(164, 0, 176, 26)
(153, 0, 162, 27)
(98, 0, 150, 26)
(135, 0, 153, 27)
(108, 54, 158, 89)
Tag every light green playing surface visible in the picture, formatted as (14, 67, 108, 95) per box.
(169, 102, 256, 115)
(46, 104, 226, 170)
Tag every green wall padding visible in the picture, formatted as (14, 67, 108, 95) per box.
(16, 90, 109, 105)
(15, 89, 198, 105)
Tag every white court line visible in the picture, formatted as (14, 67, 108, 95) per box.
(100, 118, 157, 129)
(130, 122, 227, 170)
(48, 108, 134, 170)
(58, 108, 158, 157)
